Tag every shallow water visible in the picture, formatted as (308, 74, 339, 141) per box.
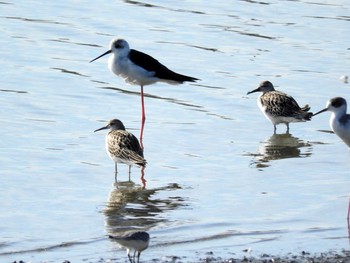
(1, 0, 350, 262)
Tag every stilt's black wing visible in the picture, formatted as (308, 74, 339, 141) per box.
(129, 49, 198, 83)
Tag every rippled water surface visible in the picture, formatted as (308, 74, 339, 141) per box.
(1, 0, 350, 262)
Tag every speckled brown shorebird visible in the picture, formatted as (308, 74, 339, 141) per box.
(109, 231, 150, 263)
(247, 80, 313, 133)
(94, 119, 146, 181)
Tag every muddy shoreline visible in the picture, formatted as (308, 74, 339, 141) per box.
(198, 250, 350, 263)
(12, 249, 350, 263)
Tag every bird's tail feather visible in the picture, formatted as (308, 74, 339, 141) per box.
(300, 105, 312, 120)
(301, 104, 311, 112)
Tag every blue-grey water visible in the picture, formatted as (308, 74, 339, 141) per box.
(1, 0, 350, 262)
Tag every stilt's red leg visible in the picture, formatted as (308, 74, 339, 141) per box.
(140, 85, 146, 146)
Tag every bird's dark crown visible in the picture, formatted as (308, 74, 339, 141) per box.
(113, 39, 127, 49)
(109, 119, 126, 130)
(330, 97, 346, 108)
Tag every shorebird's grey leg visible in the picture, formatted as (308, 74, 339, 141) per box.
(114, 163, 118, 182)
(127, 249, 133, 263)
(136, 252, 141, 263)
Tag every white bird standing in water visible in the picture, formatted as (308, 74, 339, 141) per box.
(94, 119, 146, 182)
(90, 38, 199, 141)
(247, 80, 313, 133)
(313, 97, 350, 223)
(313, 97, 350, 148)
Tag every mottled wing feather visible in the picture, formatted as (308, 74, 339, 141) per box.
(261, 91, 306, 118)
(109, 231, 149, 241)
(107, 131, 146, 166)
(124, 232, 150, 242)
(119, 148, 146, 166)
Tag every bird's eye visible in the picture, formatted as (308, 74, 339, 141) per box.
(114, 42, 122, 48)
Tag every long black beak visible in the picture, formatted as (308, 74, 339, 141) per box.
(94, 125, 109, 132)
(89, 50, 112, 63)
(247, 87, 260, 95)
(313, 108, 328, 117)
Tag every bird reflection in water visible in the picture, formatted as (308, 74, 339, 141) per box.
(104, 181, 185, 238)
(247, 133, 312, 169)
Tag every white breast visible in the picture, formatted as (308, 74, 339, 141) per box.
(108, 55, 158, 86)
(257, 95, 276, 124)
(330, 114, 350, 148)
